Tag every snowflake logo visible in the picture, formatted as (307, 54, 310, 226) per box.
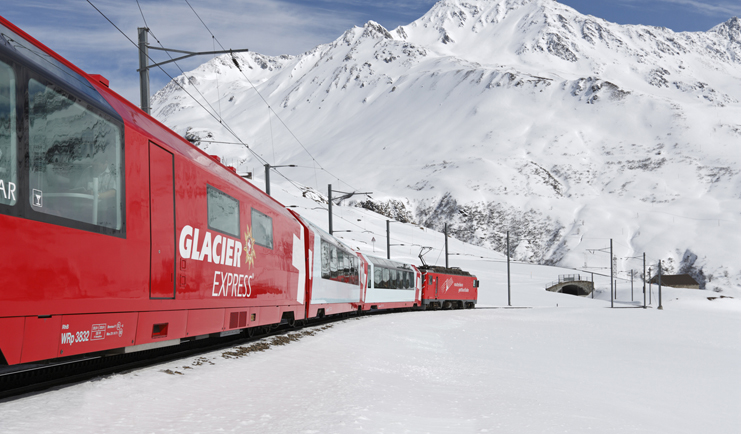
(244, 226, 256, 269)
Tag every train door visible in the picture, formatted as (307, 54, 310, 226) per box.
(149, 142, 176, 299)
(434, 276, 439, 300)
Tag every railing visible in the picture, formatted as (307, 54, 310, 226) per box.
(545, 274, 589, 289)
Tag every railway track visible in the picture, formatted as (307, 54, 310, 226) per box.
(0, 309, 408, 401)
(0, 314, 349, 401)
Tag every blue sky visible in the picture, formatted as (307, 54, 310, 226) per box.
(1, 0, 738, 105)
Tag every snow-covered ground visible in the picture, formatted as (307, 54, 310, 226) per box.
(2, 195, 739, 433)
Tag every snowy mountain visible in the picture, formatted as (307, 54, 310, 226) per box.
(151, 0, 741, 294)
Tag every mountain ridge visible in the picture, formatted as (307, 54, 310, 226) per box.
(152, 0, 741, 293)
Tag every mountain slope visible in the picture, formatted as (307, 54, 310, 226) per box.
(152, 0, 741, 293)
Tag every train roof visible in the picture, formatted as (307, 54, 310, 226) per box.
(359, 254, 414, 271)
(418, 265, 473, 277)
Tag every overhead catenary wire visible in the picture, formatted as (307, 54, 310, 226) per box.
(134, 0, 223, 127)
(182, 0, 358, 193)
(90, 0, 315, 195)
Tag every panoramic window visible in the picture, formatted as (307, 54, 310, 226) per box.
(208, 186, 240, 237)
(0, 59, 16, 206)
(321, 241, 331, 279)
(251, 208, 273, 249)
(321, 238, 358, 284)
(28, 79, 122, 229)
(330, 246, 339, 279)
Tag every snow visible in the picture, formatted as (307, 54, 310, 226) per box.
(2, 200, 740, 433)
(3, 1, 740, 432)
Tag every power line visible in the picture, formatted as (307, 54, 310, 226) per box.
(87, 0, 281, 181)
(182, 0, 359, 193)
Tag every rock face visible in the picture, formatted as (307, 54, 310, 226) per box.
(152, 0, 741, 293)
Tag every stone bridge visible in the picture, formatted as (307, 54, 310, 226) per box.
(546, 274, 594, 297)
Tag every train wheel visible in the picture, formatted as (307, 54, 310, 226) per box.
(443, 301, 452, 310)
(246, 327, 255, 338)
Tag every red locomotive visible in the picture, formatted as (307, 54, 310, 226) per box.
(0, 15, 477, 368)
(419, 266, 479, 310)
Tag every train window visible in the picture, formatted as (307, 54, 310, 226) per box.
(321, 240, 331, 279)
(251, 208, 273, 249)
(0, 60, 16, 206)
(331, 248, 340, 279)
(374, 267, 382, 288)
(207, 186, 240, 237)
(320, 239, 358, 284)
(28, 79, 122, 230)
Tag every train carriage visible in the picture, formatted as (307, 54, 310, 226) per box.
(0, 16, 306, 365)
(294, 215, 362, 318)
(358, 254, 421, 311)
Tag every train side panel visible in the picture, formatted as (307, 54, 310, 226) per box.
(302, 218, 360, 317)
(0, 15, 305, 365)
(421, 270, 478, 309)
(359, 254, 418, 310)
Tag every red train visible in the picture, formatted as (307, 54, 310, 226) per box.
(419, 266, 479, 310)
(0, 16, 477, 367)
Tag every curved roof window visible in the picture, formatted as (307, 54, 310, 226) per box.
(0, 23, 112, 109)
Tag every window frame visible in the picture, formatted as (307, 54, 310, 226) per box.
(0, 55, 18, 209)
(0, 42, 127, 237)
(206, 184, 241, 238)
(251, 207, 273, 250)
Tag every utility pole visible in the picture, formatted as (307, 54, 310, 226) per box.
(610, 238, 614, 308)
(507, 231, 511, 307)
(264, 164, 296, 196)
(658, 260, 663, 310)
(137, 28, 249, 114)
(643, 252, 647, 309)
(631, 269, 634, 302)
(328, 184, 333, 235)
(138, 28, 150, 114)
(444, 223, 449, 268)
(327, 184, 371, 236)
(386, 220, 390, 260)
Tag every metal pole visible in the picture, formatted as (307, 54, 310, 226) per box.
(591, 272, 594, 299)
(138, 27, 150, 114)
(444, 223, 449, 268)
(264, 164, 271, 196)
(610, 238, 613, 308)
(643, 252, 646, 309)
(386, 220, 390, 260)
(507, 231, 511, 307)
(648, 267, 652, 305)
(328, 184, 333, 235)
(658, 260, 663, 310)
(631, 270, 634, 302)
